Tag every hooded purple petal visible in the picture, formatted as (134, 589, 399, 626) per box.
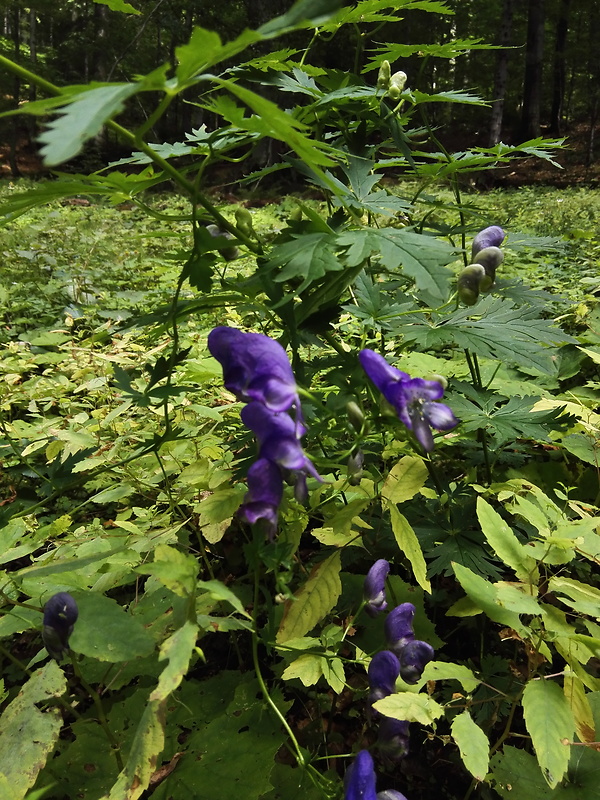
(238, 458, 283, 538)
(385, 604, 415, 654)
(208, 327, 299, 413)
(344, 750, 377, 800)
(364, 559, 390, 617)
(396, 378, 458, 453)
(377, 717, 411, 764)
(368, 650, 400, 707)
(359, 350, 409, 398)
(241, 402, 321, 481)
(471, 225, 505, 259)
(398, 640, 435, 684)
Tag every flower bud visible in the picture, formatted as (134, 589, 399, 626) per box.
(457, 264, 485, 306)
(473, 245, 503, 291)
(206, 224, 240, 261)
(235, 207, 254, 237)
(377, 60, 391, 89)
(347, 450, 364, 485)
(387, 71, 407, 99)
(471, 225, 505, 259)
(346, 401, 365, 432)
(425, 374, 448, 390)
(364, 560, 390, 617)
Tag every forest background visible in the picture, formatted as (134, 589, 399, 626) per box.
(0, 2, 599, 800)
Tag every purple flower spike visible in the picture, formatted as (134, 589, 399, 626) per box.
(241, 402, 321, 481)
(364, 559, 390, 617)
(385, 603, 416, 655)
(207, 327, 299, 414)
(398, 640, 435, 684)
(42, 592, 78, 661)
(238, 458, 283, 539)
(396, 377, 458, 453)
(378, 717, 411, 765)
(368, 650, 401, 709)
(471, 225, 505, 259)
(345, 750, 377, 800)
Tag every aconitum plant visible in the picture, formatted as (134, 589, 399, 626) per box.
(359, 350, 457, 452)
(385, 603, 434, 684)
(364, 559, 390, 617)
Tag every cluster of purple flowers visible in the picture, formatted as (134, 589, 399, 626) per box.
(345, 561, 435, 798)
(359, 350, 458, 453)
(208, 327, 320, 538)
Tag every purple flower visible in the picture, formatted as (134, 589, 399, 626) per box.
(398, 640, 435, 684)
(238, 458, 283, 539)
(395, 377, 458, 453)
(42, 592, 78, 661)
(364, 559, 390, 617)
(344, 750, 409, 800)
(359, 350, 457, 453)
(378, 717, 411, 764)
(345, 750, 377, 800)
(384, 603, 416, 655)
(471, 225, 505, 259)
(241, 402, 321, 482)
(207, 327, 299, 414)
(368, 650, 400, 707)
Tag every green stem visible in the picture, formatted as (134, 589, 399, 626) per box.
(70, 655, 124, 771)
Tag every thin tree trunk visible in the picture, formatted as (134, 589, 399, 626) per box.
(549, 0, 571, 135)
(489, 0, 515, 146)
(8, 2, 21, 177)
(520, 0, 545, 140)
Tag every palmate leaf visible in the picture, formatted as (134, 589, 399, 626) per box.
(337, 227, 456, 300)
(364, 37, 491, 72)
(266, 232, 342, 293)
(449, 389, 577, 446)
(400, 297, 576, 374)
(411, 88, 488, 106)
(39, 83, 139, 166)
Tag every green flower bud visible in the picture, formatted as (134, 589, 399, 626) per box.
(473, 245, 503, 291)
(235, 207, 254, 237)
(425, 374, 448, 390)
(377, 60, 391, 90)
(206, 224, 240, 261)
(457, 264, 485, 306)
(387, 71, 407, 101)
(346, 401, 365, 431)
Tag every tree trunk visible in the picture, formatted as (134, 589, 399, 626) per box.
(8, 2, 21, 177)
(520, 0, 545, 140)
(549, 0, 571, 135)
(489, 0, 515, 146)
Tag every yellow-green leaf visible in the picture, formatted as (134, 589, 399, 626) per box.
(388, 503, 431, 593)
(277, 551, 342, 643)
(522, 679, 575, 788)
(382, 456, 428, 504)
(374, 692, 444, 725)
(451, 710, 489, 781)
(421, 661, 480, 693)
(564, 673, 596, 743)
(477, 497, 538, 582)
(281, 654, 324, 686)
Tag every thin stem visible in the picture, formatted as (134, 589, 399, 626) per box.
(70, 655, 124, 771)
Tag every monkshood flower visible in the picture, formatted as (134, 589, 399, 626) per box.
(471, 224, 505, 259)
(238, 457, 283, 539)
(344, 750, 408, 800)
(385, 603, 434, 684)
(359, 350, 457, 453)
(207, 327, 300, 415)
(398, 639, 435, 685)
(378, 717, 411, 764)
(42, 592, 78, 661)
(368, 650, 400, 708)
(364, 559, 390, 617)
(241, 401, 321, 496)
(384, 603, 416, 656)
